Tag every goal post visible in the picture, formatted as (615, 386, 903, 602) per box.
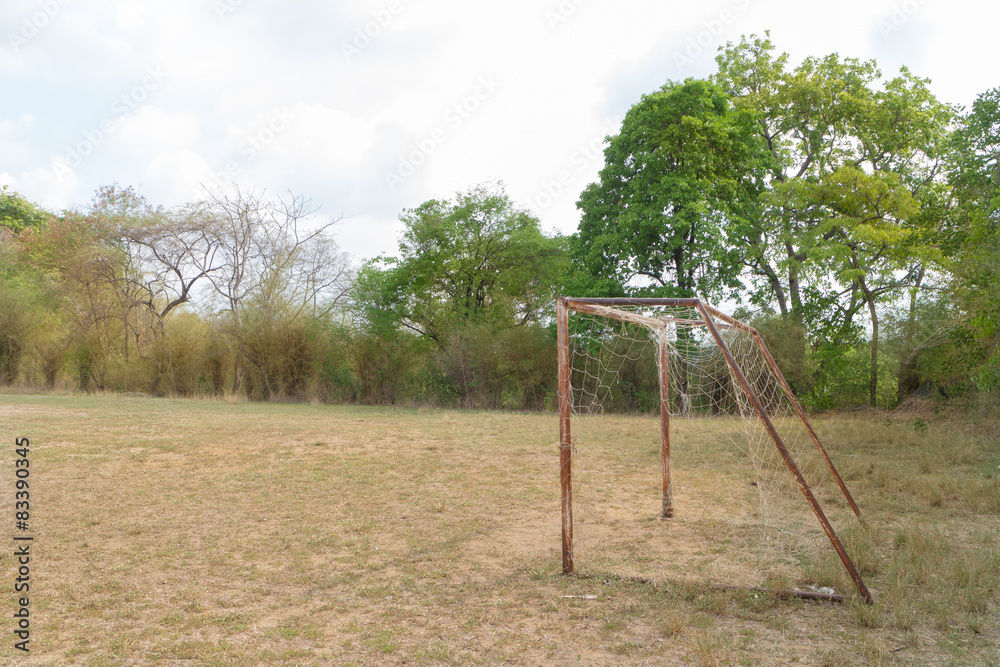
(556, 297, 873, 604)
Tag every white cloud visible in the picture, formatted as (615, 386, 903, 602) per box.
(142, 150, 214, 206)
(281, 103, 379, 169)
(110, 106, 200, 158)
(2, 0, 999, 261)
(114, 0, 146, 31)
(0, 113, 37, 163)
(3, 156, 85, 211)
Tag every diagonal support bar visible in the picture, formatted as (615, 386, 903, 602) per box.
(694, 302, 873, 604)
(748, 329, 863, 520)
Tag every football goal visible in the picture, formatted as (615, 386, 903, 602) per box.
(557, 297, 873, 603)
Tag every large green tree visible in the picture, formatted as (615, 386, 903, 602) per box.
(354, 182, 566, 408)
(361, 182, 567, 344)
(714, 34, 953, 404)
(948, 87, 1000, 389)
(574, 78, 767, 300)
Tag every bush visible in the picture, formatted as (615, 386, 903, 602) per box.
(350, 328, 421, 405)
(311, 320, 355, 403)
(157, 312, 213, 396)
(434, 323, 556, 410)
(238, 313, 319, 401)
(30, 312, 70, 388)
(0, 283, 32, 385)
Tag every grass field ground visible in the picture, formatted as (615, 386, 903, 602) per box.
(0, 392, 997, 665)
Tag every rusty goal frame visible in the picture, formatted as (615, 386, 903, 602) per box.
(556, 297, 873, 604)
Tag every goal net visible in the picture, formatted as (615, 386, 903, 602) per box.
(557, 297, 871, 602)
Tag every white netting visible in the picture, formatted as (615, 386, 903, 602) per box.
(563, 300, 863, 593)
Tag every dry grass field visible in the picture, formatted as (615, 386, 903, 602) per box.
(0, 392, 998, 665)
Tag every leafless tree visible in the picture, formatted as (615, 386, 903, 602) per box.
(201, 186, 352, 324)
(18, 184, 352, 395)
(194, 186, 353, 395)
(119, 204, 222, 321)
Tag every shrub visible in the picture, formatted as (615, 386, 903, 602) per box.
(0, 282, 33, 384)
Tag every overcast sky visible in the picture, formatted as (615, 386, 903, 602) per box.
(1, 0, 997, 263)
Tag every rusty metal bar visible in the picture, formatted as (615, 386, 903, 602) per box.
(567, 301, 669, 329)
(658, 329, 674, 518)
(749, 328, 864, 520)
(565, 297, 701, 307)
(714, 584, 848, 603)
(695, 302, 873, 604)
(557, 298, 574, 574)
(565, 301, 740, 334)
(699, 302, 756, 333)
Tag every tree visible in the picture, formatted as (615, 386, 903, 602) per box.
(0, 186, 49, 232)
(80, 185, 222, 393)
(114, 200, 220, 323)
(948, 87, 1000, 389)
(950, 88, 1000, 218)
(809, 167, 922, 405)
(574, 79, 767, 300)
(0, 188, 50, 384)
(200, 187, 352, 397)
(201, 187, 350, 324)
(573, 78, 771, 412)
(83, 185, 352, 396)
(367, 182, 566, 344)
(354, 182, 566, 408)
(16, 207, 138, 391)
(715, 34, 954, 403)
(715, 35, 879, 326)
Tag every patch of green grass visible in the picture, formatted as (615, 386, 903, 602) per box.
(213, 612, 252, 634)
(688, 629, 733, 667)
(362, 628, 398, 654)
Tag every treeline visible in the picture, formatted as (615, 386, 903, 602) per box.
(572, 35, 999, 409)
(1, 35, 998, 410)
(0, 184, 355, 402)
(0, 183, 563, 409)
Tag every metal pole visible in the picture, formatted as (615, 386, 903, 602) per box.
(695, 303, 873, 604)
(565, 297, 701, 308)
(557, 298, 574, 574)
(658, 327, 674, 518)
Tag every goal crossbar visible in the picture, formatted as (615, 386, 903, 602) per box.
(567, 301, 742, 332)
(557, 297, 873, 604)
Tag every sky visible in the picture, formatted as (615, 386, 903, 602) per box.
(1, 0, 998, 265)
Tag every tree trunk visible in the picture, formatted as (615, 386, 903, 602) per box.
(147, 323, 165, 396)
(867, 296, 879, 407)
(784, 246, 810, 395)
(896, 266, 925, 405)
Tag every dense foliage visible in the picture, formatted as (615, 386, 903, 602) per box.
(351, 183, 565, 408)
(0, 36, 997, 410)
(575, 79, 766, 301)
